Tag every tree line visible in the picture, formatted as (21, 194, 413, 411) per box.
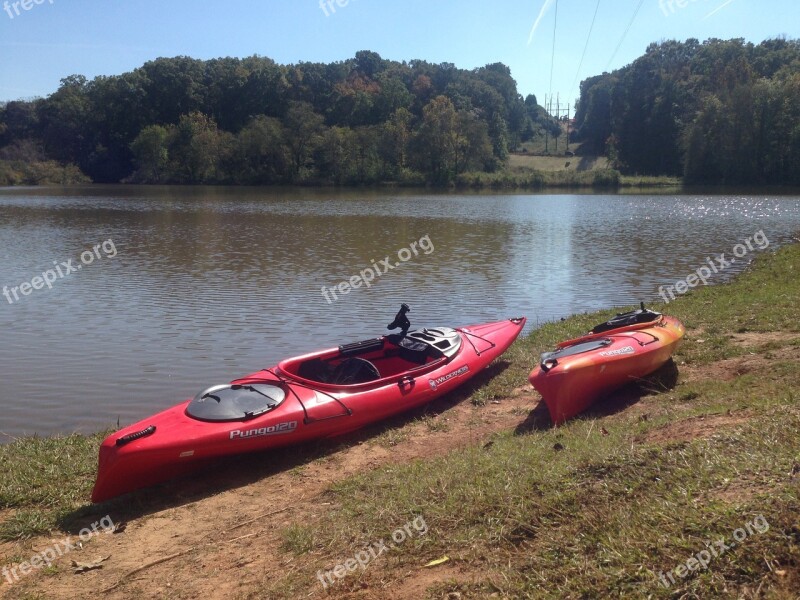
(573, 38, 800, 185)
(0, 52, 557, 185)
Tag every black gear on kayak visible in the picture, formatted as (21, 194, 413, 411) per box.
(590, 302, 661, 334)
(388, 303, 411, 336)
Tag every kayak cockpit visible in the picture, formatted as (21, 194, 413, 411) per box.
(278, 327, 462, 388)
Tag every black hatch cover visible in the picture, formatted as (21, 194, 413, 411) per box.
(186, 383, 286, 422)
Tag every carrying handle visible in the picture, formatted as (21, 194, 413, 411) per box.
(116, 425, 156, 447)
(398, 375, 415, 388)
(540, 358, 558, 373)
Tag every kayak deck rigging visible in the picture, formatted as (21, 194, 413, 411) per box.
(261, 367, 353, 425)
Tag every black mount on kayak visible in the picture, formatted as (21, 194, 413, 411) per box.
(388, 303, 411, 336)
(591, 302, 661, 335)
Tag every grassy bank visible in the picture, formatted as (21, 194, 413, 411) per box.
(266, 242, 800, 598)
(0, 433, 108, 540)
(0, 160, 90, 186)
(2, 243, 799, 598)
(0, 154, 680, 191)
(454, 168, 682, 190)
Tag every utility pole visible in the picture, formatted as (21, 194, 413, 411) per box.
(554, 94, 560, 154)
(566, 103, 571, 152)
(544, 94, 549, 154)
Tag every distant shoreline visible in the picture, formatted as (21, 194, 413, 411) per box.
(6, 179, 800, 196)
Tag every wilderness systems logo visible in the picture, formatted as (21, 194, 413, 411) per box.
(599, 346, 635, 357)
(230, 421, 298, 440)
(428, 366, 469, 390)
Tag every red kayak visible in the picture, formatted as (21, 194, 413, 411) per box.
(529, 306, 684, 424)
(92, 313, 526, 502)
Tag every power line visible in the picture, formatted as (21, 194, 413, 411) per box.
(549, 0, 559, 98)
(571, 0, 602, 96)
(606, 0, 645, 70)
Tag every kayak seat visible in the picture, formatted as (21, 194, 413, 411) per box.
(330, 357, 381, 385)
(298, 358, 336, 383)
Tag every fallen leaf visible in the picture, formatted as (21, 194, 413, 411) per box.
(72, 556, 110, 574)
(424, 556, 450, 568)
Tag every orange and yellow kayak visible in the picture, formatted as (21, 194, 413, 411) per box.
(529, 308, 685, 424)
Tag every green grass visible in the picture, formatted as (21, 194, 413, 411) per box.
(619, 174, 683, 187)
(455, 168, 624, 190)
(280, 523, 316, 555)
(319, 412, 798, 596)
(507, 153, 610, 172)
(460, 161, 682, 191)
(0, 432, 108, 540)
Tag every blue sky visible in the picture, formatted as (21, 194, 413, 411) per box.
(0, 0, 796, 107)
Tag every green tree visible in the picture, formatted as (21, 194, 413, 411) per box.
(283, 101, 324, 181)
(316, 126, 357, 184)
(232, 116, 289, 183)
(169, 112, 232, 183)
(379, 107, 413, 173)
(455, 111, 493, 173)
(130, 125, 169, 183)
(415, 96, 460, 182)
(373, 76, 414, 122)
(37, 75, 91, 164)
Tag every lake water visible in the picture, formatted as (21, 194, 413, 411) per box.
(1, 186, 799, 439)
